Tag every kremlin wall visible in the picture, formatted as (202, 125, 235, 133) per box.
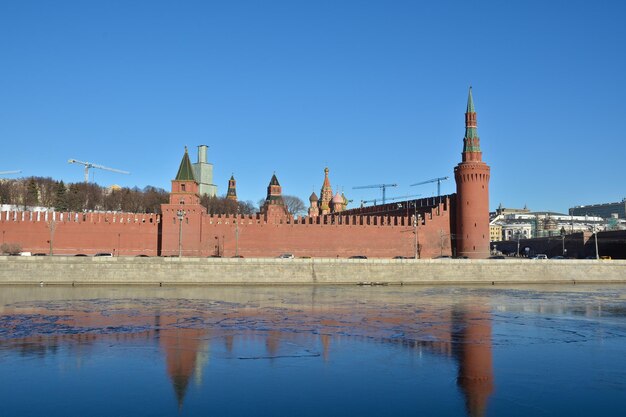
(0, 89, 490, 259)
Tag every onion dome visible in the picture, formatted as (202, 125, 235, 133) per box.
(332, 192, 343, 204)
(309, 192, 318, 202)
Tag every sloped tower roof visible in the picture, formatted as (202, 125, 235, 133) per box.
(269, 173, 280, 186)
(175, 147, 196, 181)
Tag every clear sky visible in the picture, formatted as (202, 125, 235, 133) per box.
(1, 0, 624, 213)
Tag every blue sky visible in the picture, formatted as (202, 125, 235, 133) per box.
(1, 0, 624, 213)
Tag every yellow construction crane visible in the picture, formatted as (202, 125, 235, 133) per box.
(68, 159, 130, 183)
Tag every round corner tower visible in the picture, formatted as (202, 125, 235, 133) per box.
(454, 87, 491, 258)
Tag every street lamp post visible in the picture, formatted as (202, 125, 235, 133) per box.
(515, 230, 521, 257)
(412, 213, 421, 259)
(46, 219, 56, 256)
(235, 208, 239, 257)
(593, 225, 600, 260)
(177, 209, 186, 258)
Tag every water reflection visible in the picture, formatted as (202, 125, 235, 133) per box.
(0, 285, 624, 417)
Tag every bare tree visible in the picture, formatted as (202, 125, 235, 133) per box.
(283, 195, 306, 216)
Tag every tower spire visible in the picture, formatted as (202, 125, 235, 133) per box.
(454, 88, 491, 259)
(226, 174, 237, 201)
(466, 86, 475, 113)
(175, 147, 196, 181)
(462, 86, 481, 161)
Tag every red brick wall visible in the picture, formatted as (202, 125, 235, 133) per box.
(1, 199, 454, 259)
(0, 211, 159, 256)
(160, 199, 453, 258)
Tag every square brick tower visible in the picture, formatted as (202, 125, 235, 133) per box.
(454, 88, 491, 258)
(160, 147, 207, 256)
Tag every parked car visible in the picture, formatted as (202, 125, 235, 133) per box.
(33, 253, 47, 256)
(277, 253, 294, 259)
(551, 256, 565, 260)
(531, 254, 548, 260)
(349, 255, 367, 259)
(231, 255, 244, 258)
(94, 252, 113, 257)
(488, 255, 506, 259)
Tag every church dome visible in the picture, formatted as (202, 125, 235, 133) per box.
(309, 192, 318, 202)
(332, 192, 343, 204)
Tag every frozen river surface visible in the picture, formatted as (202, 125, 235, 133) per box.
(1, 284, 625, 417)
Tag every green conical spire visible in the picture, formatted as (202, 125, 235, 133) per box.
(462, 87, 482, 157)
(466, 86, 475, 113)
(175, 147, 196, 181)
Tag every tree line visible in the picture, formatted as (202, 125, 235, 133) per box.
(0, 176, 170, 213)
(0, 176, 306, 215)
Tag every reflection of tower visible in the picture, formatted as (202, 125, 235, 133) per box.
(265, 330, 281, 357)
(320, 334, 331, 361)
(224, 335, 234, 353)
(159, 323, 209, 410)
(454, 88, 491, 258)
(452, 305, 494, 417)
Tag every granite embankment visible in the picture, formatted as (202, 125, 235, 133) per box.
(1, 256, 625, 285)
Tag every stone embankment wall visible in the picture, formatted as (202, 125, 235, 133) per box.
(1, 256, 624, 285)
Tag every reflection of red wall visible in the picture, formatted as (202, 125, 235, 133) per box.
(0, 211, 159, 256)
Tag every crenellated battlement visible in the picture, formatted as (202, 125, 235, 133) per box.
(199, 198, 450, 229)
(1, 210, 160, 225)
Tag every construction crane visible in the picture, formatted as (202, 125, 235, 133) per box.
(360, 193, 422, 207)
(0, 170, 22, 175)
(353, 183, 397, 205)
(68, 159, 130, 183)
(410, 176, 449, 197)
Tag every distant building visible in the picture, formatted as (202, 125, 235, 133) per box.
(490, 208, 613, 241)
(569, 199, 626, 220)
(489, 224, 502, 242)
(308, 167, 347, 217)
(192, 145, 218, 197)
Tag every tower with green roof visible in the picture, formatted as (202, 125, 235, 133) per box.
(454, 87, 491, 258)
(169, 146, 201, 206)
